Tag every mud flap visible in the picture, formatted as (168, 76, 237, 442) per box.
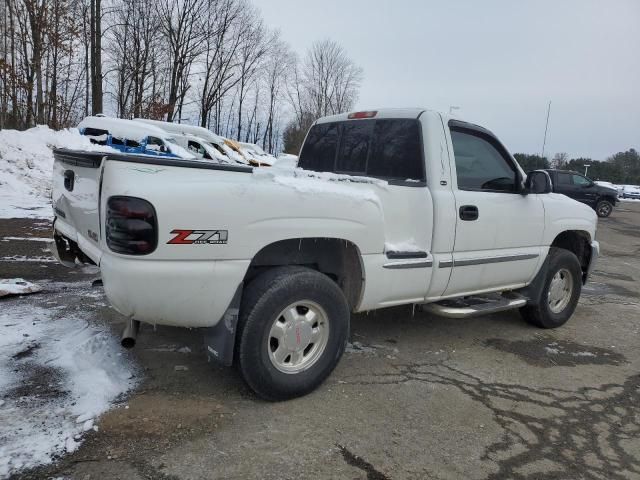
(203, 284, 243, 366)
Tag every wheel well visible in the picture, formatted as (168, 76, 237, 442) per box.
(244, 238, 364, 310)
(551, 230, 591, 279)
(598, 195, 616, 204)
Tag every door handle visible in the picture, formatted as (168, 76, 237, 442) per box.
(459, 205, 478, 221)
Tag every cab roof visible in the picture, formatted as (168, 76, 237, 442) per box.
(314, 108, 428, 124)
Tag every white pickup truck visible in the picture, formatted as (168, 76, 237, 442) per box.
(51, 108, 599, 400)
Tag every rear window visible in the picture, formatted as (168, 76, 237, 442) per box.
(369, 120, 423, 180)
(299, 123, 339, 172)
(336, 121, 372, 174)
(299, 119, 424, 182)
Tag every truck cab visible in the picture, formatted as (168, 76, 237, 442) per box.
(543, 169, 618, 217)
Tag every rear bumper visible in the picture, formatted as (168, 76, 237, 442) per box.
(100, 252, 250, 328)
(585, 240, 599, 283)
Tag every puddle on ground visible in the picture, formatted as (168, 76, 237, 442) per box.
(582, 281, 640, 299)
(593, 270, 635, 282)
(486, 337, 626, 367)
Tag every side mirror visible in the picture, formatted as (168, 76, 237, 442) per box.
(525, 170, 553, 194)
(160, 145, 166, 153)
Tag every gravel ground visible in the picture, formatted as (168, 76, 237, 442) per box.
(1, 202, 639, 480)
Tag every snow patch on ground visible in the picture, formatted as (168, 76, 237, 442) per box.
(544, 343, 598, 358)
(0, 126, 113, 219)
(0, 278, 42, 298)
(0, 304, 137, 477)
(1, 236, 50, 242)
(1, 255, 56, 263)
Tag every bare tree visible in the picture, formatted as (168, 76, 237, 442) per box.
(262, 36, 293, 153)
(107, 0, 163, 118)
(159, 0, 206, 121)
(197, 0, 244, 129)
(301, 39, 362, 118)
(89, 0, 103, 114)
(0, 0, 364, 156)
(235, 9, 271, 141)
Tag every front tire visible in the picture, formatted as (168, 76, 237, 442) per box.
(236, 266, 350, 401)
(596, 199, 613, 217)
(519, 248, 582, 329)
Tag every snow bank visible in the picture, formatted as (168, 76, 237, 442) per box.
(253, 167, 387, 205)
(0, 278, 42, 298)
(0, 126, 113, 219)
(0, 305, 137, 477)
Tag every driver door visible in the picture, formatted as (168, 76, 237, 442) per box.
(570, 173, 598, 205)
(443, 123, 545, 297)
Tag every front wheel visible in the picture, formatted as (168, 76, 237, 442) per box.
(519, 248, 582, 329)
(236, 266, 350, 401)
(596, 199, 613, 217)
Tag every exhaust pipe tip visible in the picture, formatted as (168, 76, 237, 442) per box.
(121, 319, 140, 349)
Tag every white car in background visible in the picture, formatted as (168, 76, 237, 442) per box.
(238, 142, 277, 166)
(134, 118, 249, 166)
(78, 116, 194, 159)
(621, 185, 640, 200)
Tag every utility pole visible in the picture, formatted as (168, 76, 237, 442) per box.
(541, 101, 551, 160)
(584, 164, 591, 177)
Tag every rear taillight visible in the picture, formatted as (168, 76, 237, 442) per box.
(106, 196, 158, 255)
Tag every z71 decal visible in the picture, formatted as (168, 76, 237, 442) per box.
(167, 229, 228, 245)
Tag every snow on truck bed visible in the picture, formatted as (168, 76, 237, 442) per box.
(0, 126, 113, 219)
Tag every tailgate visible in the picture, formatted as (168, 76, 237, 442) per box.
(52, 149, 106, 264)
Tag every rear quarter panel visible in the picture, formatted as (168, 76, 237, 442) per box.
(98, 161, 387, 327)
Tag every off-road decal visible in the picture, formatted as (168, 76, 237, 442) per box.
(167, 229, 228, 245)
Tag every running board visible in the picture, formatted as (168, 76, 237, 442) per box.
(422, 293, 528, 319)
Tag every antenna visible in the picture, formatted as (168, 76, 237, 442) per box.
(541, 101, 551, 161)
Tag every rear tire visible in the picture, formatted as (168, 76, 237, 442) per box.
(236, 266, 350, 401)
(519, 248, 582, 329)
(596, 199, 613, 217)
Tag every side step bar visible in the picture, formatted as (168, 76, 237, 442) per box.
(422, 292, 527, 319)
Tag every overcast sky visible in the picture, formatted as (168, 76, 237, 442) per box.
(257, 0, 639, 160)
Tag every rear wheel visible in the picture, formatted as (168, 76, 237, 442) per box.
(519, 248, 582, 329)
(236, 266, 349, 401)
(596, 199, 613, 217)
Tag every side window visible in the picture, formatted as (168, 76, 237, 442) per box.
(188, 140, 205, 157)
(146, 137, 165, 152)
(82, 127, 109, 145)
(368, 119, 423, 180)
(126, 139, 140, 148)
(556, 173, 572, 185)
(298, 122, 339, 172)
(336, 120, 372, 174)
(450, 130, 517, 192)
(111, 136, 124, 146)
(572, 174, 591, 186)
